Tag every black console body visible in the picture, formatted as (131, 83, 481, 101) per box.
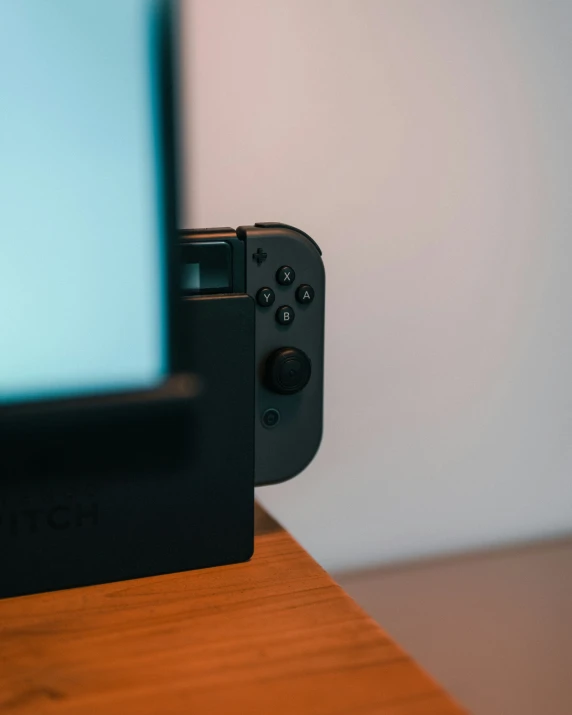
(0, 295, 254, 599)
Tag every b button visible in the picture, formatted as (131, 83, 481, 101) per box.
(276, 305, 295, 325)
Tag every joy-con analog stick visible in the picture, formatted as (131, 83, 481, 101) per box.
(265, 347, 312, 395)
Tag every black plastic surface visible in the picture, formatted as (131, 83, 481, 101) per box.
(0, 296, 255, 599)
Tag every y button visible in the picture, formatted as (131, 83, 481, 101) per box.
(256, 287, 275, 307)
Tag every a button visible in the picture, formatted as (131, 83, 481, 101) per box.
(256, 287, 275, 307)
(276, 305, 295, 325)
(265, 348, 312, 394)
(276, 266, 295, 285)
(296, 284, 315, 304)
(261, 408, 281, 429)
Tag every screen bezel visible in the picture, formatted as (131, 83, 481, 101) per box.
(157, 0, 181, 379)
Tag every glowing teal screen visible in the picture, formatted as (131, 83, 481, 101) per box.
(0, 0, 170, 404)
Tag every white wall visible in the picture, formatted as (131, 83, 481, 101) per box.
(181, 0, 572, 572)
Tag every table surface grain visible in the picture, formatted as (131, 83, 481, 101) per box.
(0, 505, 465, 714)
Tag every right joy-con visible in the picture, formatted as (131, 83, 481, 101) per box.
(238, 222, 325, 486)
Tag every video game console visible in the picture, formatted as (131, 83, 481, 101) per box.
(0, 222, 324, 598)
(179, 221, 325, 486)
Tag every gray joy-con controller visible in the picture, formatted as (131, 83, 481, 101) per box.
(237, 223, 325, 486)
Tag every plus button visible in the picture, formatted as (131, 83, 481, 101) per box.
(252, 247, 268, 265)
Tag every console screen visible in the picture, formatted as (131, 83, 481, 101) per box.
(0, 0, 173, 404)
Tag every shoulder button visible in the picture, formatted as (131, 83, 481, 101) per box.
(254, 222, 322, 256)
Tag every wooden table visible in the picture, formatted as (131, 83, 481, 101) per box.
(0, 505, 465, 714)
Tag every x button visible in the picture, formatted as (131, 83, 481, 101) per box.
(276, 266, 295, 285)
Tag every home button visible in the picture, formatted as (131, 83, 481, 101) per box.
(261, 408, 281, 429)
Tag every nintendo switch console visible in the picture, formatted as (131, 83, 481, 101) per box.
(0, 222, 324, 599)
(179, 221, 325, 486)
(1, 2, 326, 600)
